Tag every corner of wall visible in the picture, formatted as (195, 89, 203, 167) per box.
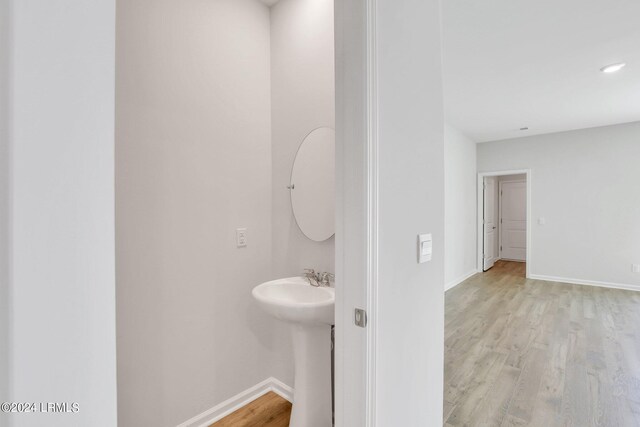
(444, 122, 478, 287)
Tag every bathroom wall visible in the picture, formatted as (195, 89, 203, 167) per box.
(116, 0, 283, 425)
(270, 0, 336, 279)
(268, 0, 335, 388)
(444, 123, 477, 290)
(6, 0, 117, 425)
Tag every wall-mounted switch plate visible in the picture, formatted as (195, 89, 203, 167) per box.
(236, 228, 247, 247)
(418, 233, 432, 263)
(538, 218, 546, 225)
(633, 264, 640, 274)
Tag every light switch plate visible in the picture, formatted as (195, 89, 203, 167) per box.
(418, 233, 432, 263)
(236, 228, 247, 247)
(633, 264, 640, 274)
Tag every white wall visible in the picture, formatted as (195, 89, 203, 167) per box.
(0, 0, 10, 420)
(444, 124, 477, 289)
(270, 0, 335, 278)
(375, 0, 445, 424)
(116, 1, 282, 425)
(6, 0, 117, 425)
(478, 121, 640, 287)
(269, 0, 335, 387)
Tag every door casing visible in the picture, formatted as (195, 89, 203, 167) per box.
(335, 0, 377, 425)
(477, 170, 531, 278)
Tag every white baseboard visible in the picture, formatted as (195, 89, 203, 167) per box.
(445, 269, 479, 292)
(529, 274, 640, 292)
(177, 377, 294, 427)
(269, 377, 294, 402)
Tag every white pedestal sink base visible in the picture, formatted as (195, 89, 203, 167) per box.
(251, 277, 334, 426)
(289, 323, 332, 427)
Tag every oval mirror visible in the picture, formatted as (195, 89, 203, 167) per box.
(290, 127, 335, 242)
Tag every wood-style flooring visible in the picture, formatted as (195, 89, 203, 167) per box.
(209, 392, 291, 427)
(445, 260, 640, 426)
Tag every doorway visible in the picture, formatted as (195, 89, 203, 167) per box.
(477, 170, 531, 277)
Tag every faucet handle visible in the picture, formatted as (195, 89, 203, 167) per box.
(319, 272, 335, 286)
(304, 269, 320, 286)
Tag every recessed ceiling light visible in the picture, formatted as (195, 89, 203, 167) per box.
(520, 127, 529, 131)
(600, 63, 626, 73)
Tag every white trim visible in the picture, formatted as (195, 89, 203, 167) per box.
(365, 0, 378, 426)
(334, 0, 375, 423)
(445, 269, 479, 292)
(176, 377, 293, 427)
(529, 274, 640, 292)
(477, 169, 531, 279)
(269, 377, 294, 402)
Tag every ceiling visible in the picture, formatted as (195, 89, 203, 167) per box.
(442, 0, 640, 142)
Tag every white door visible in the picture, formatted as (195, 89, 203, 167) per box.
(483, 177, 497, 271)
(500, 181, 527, 261)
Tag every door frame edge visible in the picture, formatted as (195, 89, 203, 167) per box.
(476, 169, 532, 279)
(365, 0, 378, 424)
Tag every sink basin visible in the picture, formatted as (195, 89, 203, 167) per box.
(253, 277, 335, 427)
(252, 277, 335, 325)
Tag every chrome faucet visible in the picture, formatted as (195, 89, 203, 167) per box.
(318, 271, 335, 287)
(304, 269, 335, 287)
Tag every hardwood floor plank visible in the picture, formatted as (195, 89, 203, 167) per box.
(447, 351, 507, 425)
(444, 261, 640, 427)
(506, 346, 546, 423)
(472, 365, 521, 427)
(209, 392, 291, 427)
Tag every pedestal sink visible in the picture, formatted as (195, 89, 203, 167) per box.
(252, 277, 334, 427)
